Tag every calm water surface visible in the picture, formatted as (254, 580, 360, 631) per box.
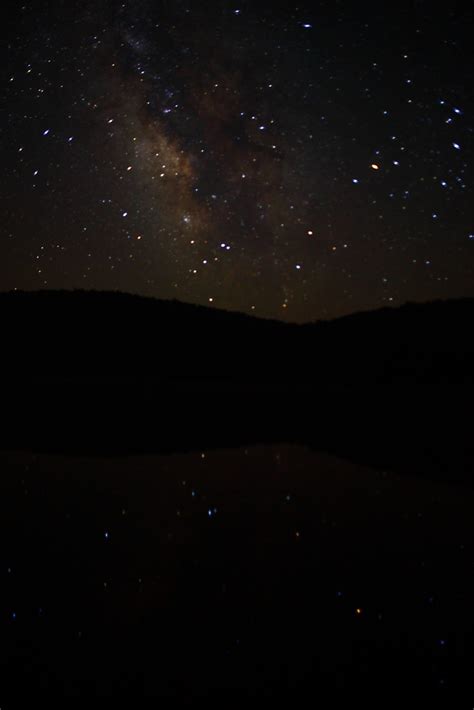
(1, 445, 473, 698)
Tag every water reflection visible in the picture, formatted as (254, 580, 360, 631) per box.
(1, 445, 473, 697)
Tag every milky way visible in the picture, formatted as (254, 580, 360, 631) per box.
(2, 1, 473, 320)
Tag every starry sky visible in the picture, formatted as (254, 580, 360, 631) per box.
(2, 0, 473, 322)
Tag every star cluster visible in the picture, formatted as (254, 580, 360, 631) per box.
(2, 1, 473, 320)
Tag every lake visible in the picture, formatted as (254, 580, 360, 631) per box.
(1, 445, 472, 699)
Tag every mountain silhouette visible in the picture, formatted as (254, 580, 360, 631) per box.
(1, 289, 472, 481)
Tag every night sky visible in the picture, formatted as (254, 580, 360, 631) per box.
(2, 1, 473, 322)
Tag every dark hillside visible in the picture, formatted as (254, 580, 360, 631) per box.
(1, 290, 473, 481)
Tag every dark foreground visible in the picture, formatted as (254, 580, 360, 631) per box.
(1, 445, 473, 701)
(1, 291, 473, 701)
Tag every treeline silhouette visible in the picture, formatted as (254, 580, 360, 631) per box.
(1, 288, 473, 379)
(1, 289, 473, 480)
